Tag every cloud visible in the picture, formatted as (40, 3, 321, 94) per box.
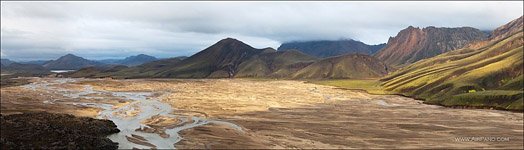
(1, 1, 522, 61)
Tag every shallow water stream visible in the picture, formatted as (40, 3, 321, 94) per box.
(23, 78, 242, 149)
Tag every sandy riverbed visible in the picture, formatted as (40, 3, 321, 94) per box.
(1, 78, 523, 149)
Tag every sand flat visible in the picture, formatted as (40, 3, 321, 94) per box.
(1, 78, 523, 149)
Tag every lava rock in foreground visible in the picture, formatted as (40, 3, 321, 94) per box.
(1, 112, 120, 149)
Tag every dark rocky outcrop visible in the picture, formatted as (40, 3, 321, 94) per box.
(0, 112, 120, 150)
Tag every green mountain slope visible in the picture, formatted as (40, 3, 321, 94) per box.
(235, 49, 318, 78)
(380, 16, 523, 111)
(63, 65, 128, 78)
(292, 54, 390, 79)
(98, 57, 184, 78)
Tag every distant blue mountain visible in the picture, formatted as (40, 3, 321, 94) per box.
(97, 54, 158, 66)
(19, 60, 53, 65)
(278, 39, 385, 58)
(1, 59, 15, 66)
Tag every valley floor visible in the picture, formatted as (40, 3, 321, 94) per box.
(1, 78, 523, 149)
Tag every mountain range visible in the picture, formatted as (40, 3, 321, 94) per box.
(84, 38, 391, 79)
(278, 40, 385, 58)
(1, 62, 50, 76)
(60, 17, 516, 80)
(3, 15, 522, 110)
(69, 56, 186, 78)
(88, 38, 267, 79)
(2, 58, 51, 76)
(1, 54, 165, 71)
(374, 26, 488, 67)
(235, 49, 319, 78)
(1, 59, 15, 66)
(4, 17, 522, 83)
(2, 25, 491, 76)
(292, 54, 389, 79)
(43, 54, 105, 70)
(19, 60, 53, 65)
(381, 16, 523, 111)
(97, 54, 158, 66)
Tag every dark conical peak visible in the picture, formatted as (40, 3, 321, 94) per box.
(216, 37, 244, 45)
(209, 37, 255, 50)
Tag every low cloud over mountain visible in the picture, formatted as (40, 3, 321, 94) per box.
(1, 1, 522, 61)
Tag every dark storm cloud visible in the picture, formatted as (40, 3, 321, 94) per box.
(1, 1, 522, 61)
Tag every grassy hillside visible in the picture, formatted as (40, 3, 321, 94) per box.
(62, 65, 128, 78)
(235, 50, 318, 78)
(381, 27, 523, 111)
(292, 54, 390, 79)
(97, 58, 183, 78)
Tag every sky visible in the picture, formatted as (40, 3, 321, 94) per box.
(1, 1, 523, 61)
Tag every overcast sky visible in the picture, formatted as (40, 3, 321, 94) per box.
(1, 1, 522, 61)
